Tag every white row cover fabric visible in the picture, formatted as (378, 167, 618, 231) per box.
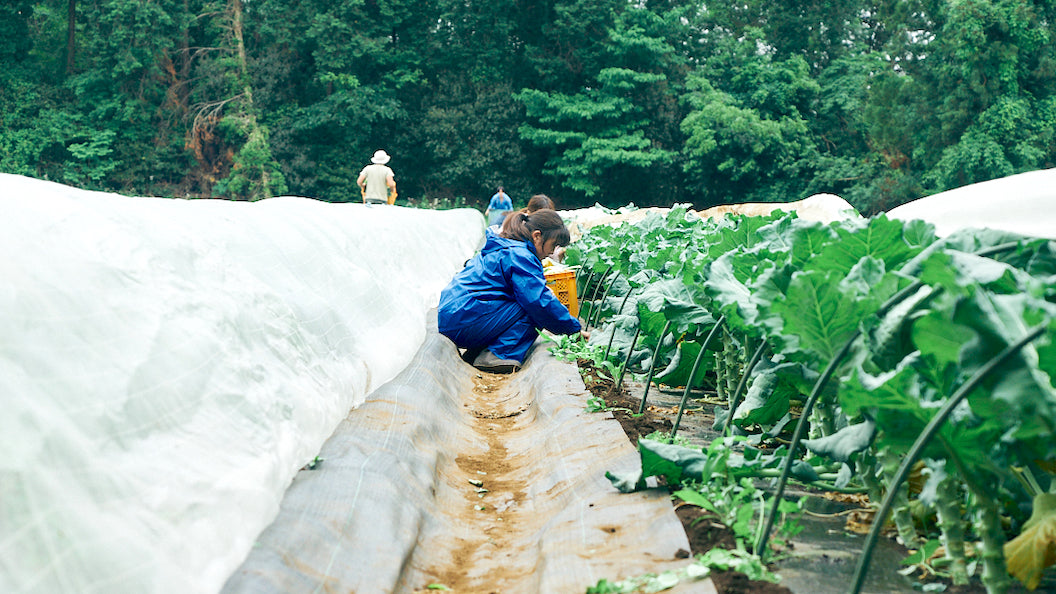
(887, 167, 1056, 239)
(0, 174, 483, 594)
(694, 193, 860, 224)
(561, 193, 861, 241)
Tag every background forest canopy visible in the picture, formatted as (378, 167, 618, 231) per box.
(1, 1, 1055, 215)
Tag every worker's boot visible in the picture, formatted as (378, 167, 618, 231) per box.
(460, 347, 484, 364)
(472, 350, 522, 374)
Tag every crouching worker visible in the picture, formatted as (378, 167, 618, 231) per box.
(438, 209, 589, 374)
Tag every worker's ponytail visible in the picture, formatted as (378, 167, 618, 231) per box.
(501, 209, 571, 247)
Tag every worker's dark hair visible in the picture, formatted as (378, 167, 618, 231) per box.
(501, 209, 571, 247)
(525, 194, 554, 212)
(500, 194, 557, 235)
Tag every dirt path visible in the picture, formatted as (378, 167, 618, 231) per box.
(415, 372, 537, 592)
(222, 331, 711, 594)
(408, 366, 711, 593)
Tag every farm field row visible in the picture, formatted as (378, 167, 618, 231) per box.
(556, 205, 1056, 594)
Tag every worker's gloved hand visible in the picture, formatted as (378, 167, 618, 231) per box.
(579, 329, 591, 341)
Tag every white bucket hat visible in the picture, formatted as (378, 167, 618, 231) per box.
(371, 150, 391, 164)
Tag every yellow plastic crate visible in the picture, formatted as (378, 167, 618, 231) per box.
(544, 268, 579, 317)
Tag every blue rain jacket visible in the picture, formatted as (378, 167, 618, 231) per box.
(438, 232, 581, 362)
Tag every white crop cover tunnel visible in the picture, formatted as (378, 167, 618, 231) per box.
(0, 174, 482, 593)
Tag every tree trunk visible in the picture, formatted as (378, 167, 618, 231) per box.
(66, 0, 75, 73)
(231, 0, 253, 107)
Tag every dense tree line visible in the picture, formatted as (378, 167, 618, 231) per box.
(1, 0, 1054, 214)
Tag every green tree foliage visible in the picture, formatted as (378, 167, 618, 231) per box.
(253, 0, 434, 202)
(198, 0, 287, 200)
(63, 0, 186, 191)
(917, 1, 1056, 191)
(516, 6, 682, 205)
(679, 28, 821, 206)
(517, 67, 675, 199)
(524, 0, 621, 92)
(415, 81, 533, 202)
(0, 1, 33, 63)
(807, 53, 918, 214)
(2, 1, 1055, 212)
(407, 0, 538, 202)
(0, 3, 73, 177)
(860, 0, 1056, 203)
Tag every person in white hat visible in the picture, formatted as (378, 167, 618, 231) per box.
(357, 149, 397, 204)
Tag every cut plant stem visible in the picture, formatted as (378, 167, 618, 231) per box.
(878, 447, 919, 548)
(934, 469, 969, 586)
(971, 486, 1015, 594)
(672, 317, 725, 438)
(638, 321, 671, 414)
(724, 338, 768, 436)
(613, 325, 641, 396)
(603, 288, 638, 363)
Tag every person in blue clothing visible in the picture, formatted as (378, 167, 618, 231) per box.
(438, 209, 589, 373)
(484, 187, 513, 227)
(489, 193, 554, 236)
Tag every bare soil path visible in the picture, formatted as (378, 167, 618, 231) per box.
(223, 330, 712, 594)
(412, 372, 539, 592)
(407, 364, 711, 593)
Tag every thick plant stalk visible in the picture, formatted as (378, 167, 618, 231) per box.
(971, 487, 1014, 594)
(714, 347, 728, 404)
(809, 396, 838, 439)
(589, 272, 622, 329)
(603, 288, 638, 363)
(848, 324, 1047, 594)
(877, 448, 919, 547)
(613, 325, 641, 396)
(724, 338, 769, 436)
(582, 265, 613, 325)
(855, 452, 884, 504)
(934, 471, 970, 586)
(756, 333, 859, 559)
(740, 333, 750, 370)
(671, 316, 726, 438)
(722, 329, 739, 404)
(638, 321, 672, 414)
(808, 369, 839, 439)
